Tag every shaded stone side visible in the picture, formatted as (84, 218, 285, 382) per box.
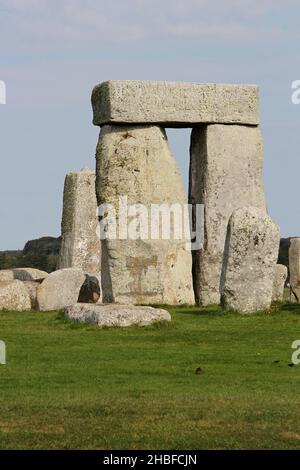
(189, 124, 266, 306)
(221, 207, 280, 313)
(57, 168, 101, 275)
(96, 125, 194, 305)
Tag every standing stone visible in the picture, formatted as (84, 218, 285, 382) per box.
(57, 168, 101, 275)
(0, 280, 31, 311)
(221, 207, 280, 313)
(189, 125, 266, 306)
(289, 238, 300, 302)
(272, 264, 288, 302)
(96, 125, 194, 305)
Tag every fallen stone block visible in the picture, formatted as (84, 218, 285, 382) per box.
(37, 268, 86, 311)
(221, 206, 280, 313)
(0, 280, 31, 311)
(92, 81, 259, 126)
(64, 303, 171, 328)
(13, 267, 48, 281)
(0, 270, 14, 282)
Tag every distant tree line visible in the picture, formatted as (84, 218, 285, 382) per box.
(0, 236, 61, 273)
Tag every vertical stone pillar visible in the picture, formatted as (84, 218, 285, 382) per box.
(221, 206, 280, 313)
(96, 125, 194, 305)
(189, 124, 266, 306)
(57, 168, 101, 275)
(272, 264, 288, 302)
(289, 238, 300, 302)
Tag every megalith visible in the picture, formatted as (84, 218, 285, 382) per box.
(37, 268, 86, 311)
(92, 80, 266, 307)
(272, 264, 288, 302)
(221, 207, 280, 313)
(95, 125, 194, 305)
(92, 81, 259, 126)
(189, 125, 266, 305)
(57, 168, 101, 275)
(289, 238, 300, 302)
(0, 280, 31, 311)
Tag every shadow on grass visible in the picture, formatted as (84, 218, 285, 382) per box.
(178, 308, 225, 317)
(279, 303, 300, 314)
(157, 304, 226, 317)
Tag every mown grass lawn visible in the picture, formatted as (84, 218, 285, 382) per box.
(0, 303, 300, 449)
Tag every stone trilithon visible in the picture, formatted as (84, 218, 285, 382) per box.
(91, 80, 277, 310)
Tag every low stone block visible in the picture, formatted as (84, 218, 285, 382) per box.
(13, 268, 48, 281)
(37, 268, 86, 311)
(0, 280, 31, 311)
(0, 270, 14, 282)
(64, 303, 171, 328)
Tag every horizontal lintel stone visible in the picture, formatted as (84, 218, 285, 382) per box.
(92, 80, 259, 127)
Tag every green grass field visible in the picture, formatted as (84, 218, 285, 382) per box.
(0, 303, 300, 450)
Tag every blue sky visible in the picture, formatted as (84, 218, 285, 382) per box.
(0, 0, 299, 249)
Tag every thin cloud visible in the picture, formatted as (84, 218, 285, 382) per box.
(0, 0, 295, 48)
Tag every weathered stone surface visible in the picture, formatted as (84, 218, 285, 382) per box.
(23, 281, 40, 309)
(289, 238, 300, 302)
(96, 125, 194, 305)
(0, 280, 31, 311)
(65, 303, 171, 327)
(37, 268, 86, 311)
(0, 270, 14, 282)
(13, 267, 48, 281)
(78, 274, 101, 303)
(221, 207, 280, 313)
(57, 168, 101, 275)
(92, 81, 259, 126)
(272, 264, 288, 302)
(0, 268, 48, 283)
(189, 125, 266, 306)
